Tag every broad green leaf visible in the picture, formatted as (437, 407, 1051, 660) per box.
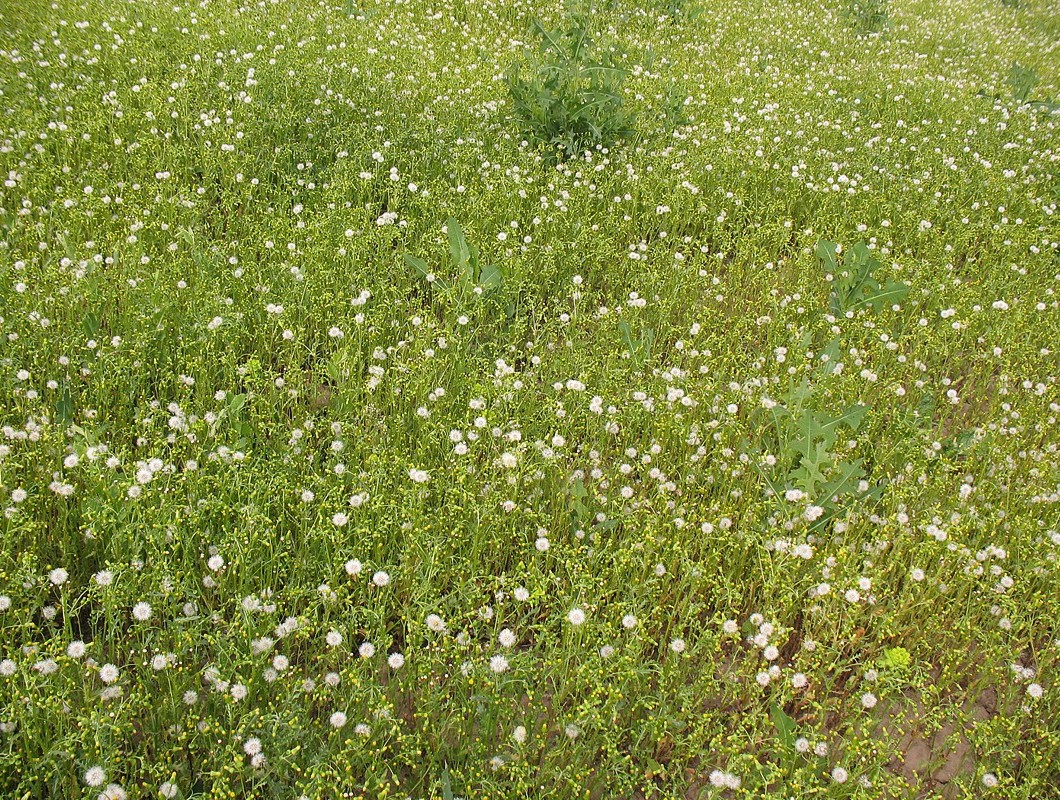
(55, 388, 74, 428)
(864, 278, 911, 311)
(403, 253, 430, 279)
(771, 701, 797, 753)
(403, 254, 450, 292)
(819, 336, 843, 375)
(815, 239, 838, 274)
(82, 312, 101, 338)
(478, 262, 504, 291)
(446, 217, 471, 275)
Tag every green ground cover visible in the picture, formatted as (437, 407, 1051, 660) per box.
(0, 0, 1058, 796)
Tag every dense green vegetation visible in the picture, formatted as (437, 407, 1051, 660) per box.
(1, 0, 1058, 797)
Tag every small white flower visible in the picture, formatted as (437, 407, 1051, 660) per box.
(243, 737, 262, 756)
(132, 602, 152, 622)
(326, 630, 343, 647)
(207, 555, 224, 572)
(670, 638, 686, 654)
(49, 568, 69, 586)
(387, 652, 405, 670)
(426, 614, 446, 633)
(621, 614, 638, 630)
(489, 655, 510, 673)
(803, 505, 825, 522)
(408, 468, 429, 484)
(567, 608, 586, 626)
(358, 642, 375, 658)
(831, 767, 848, 783)
(329, 711, 347, 729)
(498, 629, 517, 648)
(513, 725, 527, 744)
(84, 766, 106, 787)
(332, 512, 348, 527)
(99, 664, 119, 684)
(344, 559, 362, 576)
(371, 570, 390, 587)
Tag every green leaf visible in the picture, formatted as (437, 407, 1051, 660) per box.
(55, 388, 74, 428)
(791, 441, 831, 496)
(864, 278, 910, 311)
(880, 646, 912, 670)
(478, 262, 504, 292)
(771, 702, 796, 748)
(403, 253, 430, 279)
(618, 321, 636, 357)
(815, 239, 838, 275)
(82, 312, 101, 338)
(640, 327, 654, 363)
(819, 336, 843, 375)
(446, 217, 471, 275)
(789, 412, 829, 463)
(403, 253, 450, 292)
(818, 459, 866, 504)
(227, 393, 248, 414)
(819, 404, 869, 437)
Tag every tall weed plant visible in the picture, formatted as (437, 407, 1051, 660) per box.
(506, 4, 637, 161)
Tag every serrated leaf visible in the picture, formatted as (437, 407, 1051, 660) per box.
(816, 239, 838, 274)
(789, 412, 829, 463)
(866, 278, 911, 311)
(819, 404, 869, 436)
(818, 458, 866, 504)
(791, 441, 831, 496)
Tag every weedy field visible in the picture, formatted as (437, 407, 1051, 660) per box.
(0, 0, 1058, 797)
